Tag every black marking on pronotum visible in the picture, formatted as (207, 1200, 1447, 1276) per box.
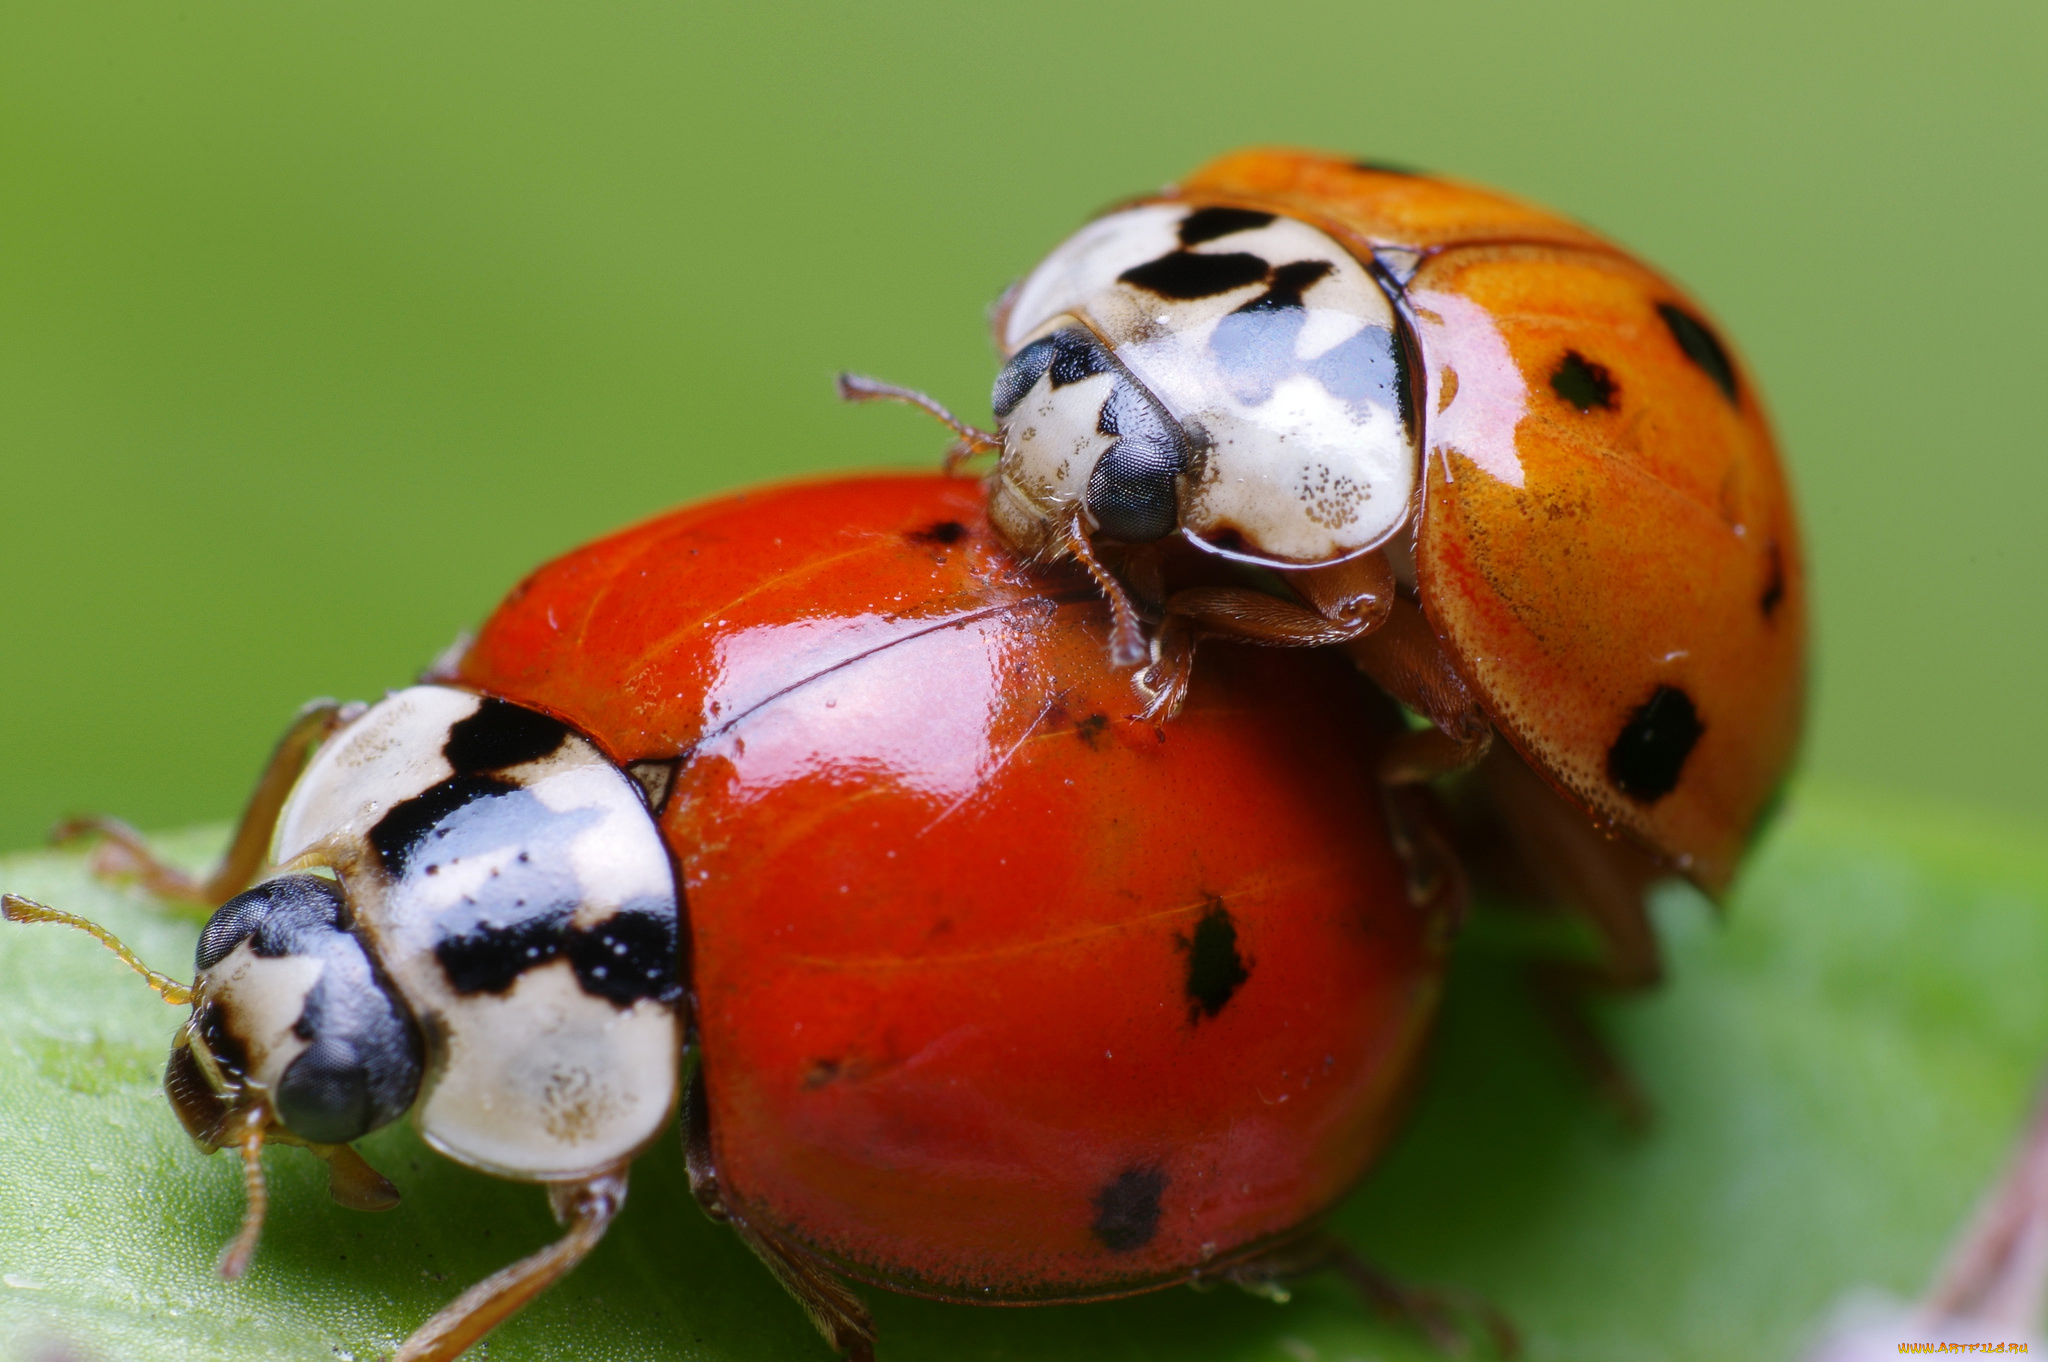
(1657, 302, 1738, 403)
(1119, 250, 1270, 301)
(1091, 1165, 1167, 1253)
(1177, 206, 1274, 246)
(437, 905, 681, 1007)
(437, 909, 571, 995)
(1550, 351, 1617, 412)
(1760, 540, 1786, 620)
(443, 698, 569, 774)
(1231, 259, 1334, 315)
(1608, 685, 1704, 804)
(907, 519, 967, 546)
(367, 773, 518, 877)
(1074, 713, 1109, 749)
(563, 906, 682, 1006)
(1178, 899, 1250, 1022)
(1210, 260, 1336, 407)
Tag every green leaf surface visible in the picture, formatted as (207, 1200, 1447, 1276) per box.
(2, 787, 2044, 1362)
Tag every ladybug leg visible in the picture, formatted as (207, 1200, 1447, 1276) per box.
(312, 1141, 401, 1212)
(1156, 551, 1396, 650)
(53, 698, 356, 907)
(393, 1171, 627, 1362)
(1203, 1230, 1519, 1357)
(683, 1064, 878, 1360)
(1134, 556, 1399, 721)
(1479, 747, 1664, 1128)
(1061, 513, 1150, 669)
(728, 1219, 879, 1362)
(1918, 1075, 2048, 1331)
(1339, 598, 1493, 785)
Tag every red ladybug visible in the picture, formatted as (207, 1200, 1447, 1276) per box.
(848, 149, 1805, 903)
(10, 475, 1460, 1360)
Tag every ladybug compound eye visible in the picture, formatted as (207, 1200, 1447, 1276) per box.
(192, 875, 424, 1146)
(989, 320, 1190, 549)
(995, 202, 1421, 568)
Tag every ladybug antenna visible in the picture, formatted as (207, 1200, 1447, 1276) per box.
(2, 893, 194, 1006)
(836, 373, 1002, 473)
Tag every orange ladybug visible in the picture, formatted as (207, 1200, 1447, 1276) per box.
(847, 148, 1805, 905)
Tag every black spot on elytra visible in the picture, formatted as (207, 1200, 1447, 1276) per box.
(443, 699, 569, 774)
(1091, 1165, 1166, 1253)
(1608, 686, 1704, 804)
(909, 520, 967, 547)
(1231, 259, 1334, 315)
(1119, 250, 1270, 300)
(1177, 206, 1275, 246)
(1550, 351, 1616, 412)
(367, 773, 517, 877)
(1179, 900, 1250, 1021)
(1351, 157, 1422, 176)
(1075, 713, 1109, 749)
(1760, 540, 1786, 620)
(1657, 303, 1738, 403)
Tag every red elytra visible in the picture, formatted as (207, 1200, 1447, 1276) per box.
(456, 473, 1447, 1314)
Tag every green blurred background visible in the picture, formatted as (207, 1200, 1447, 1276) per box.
(1, 0, 2042, 847)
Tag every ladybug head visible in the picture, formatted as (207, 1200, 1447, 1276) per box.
(990, 201, 1420, 570)
(1, 880, 413, 1279)
(987, 321, 1189, 554)
(173, 874, 422, 1151)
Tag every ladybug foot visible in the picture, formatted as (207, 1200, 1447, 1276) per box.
(1134, 623, 1196, 722)
(51, 814, 215, 905)
(1328, 1252, 1521, 1358)
(1209, 1231, 1519, 1357)
(394, 1173, 627, 1362)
